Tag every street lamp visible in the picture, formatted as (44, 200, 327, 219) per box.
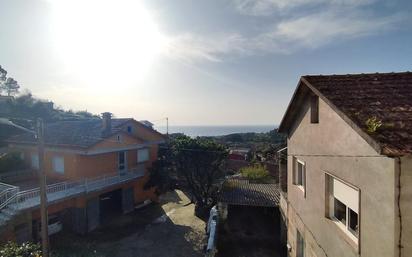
(0, 117, 49, 257)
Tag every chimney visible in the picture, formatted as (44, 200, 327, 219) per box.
(102, 112, 112, 135)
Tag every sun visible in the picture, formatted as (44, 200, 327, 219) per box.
(50, 0, 168, 89)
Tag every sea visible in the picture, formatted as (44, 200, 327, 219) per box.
(154, 125, 275, 137)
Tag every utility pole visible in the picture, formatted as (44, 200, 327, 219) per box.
(37, 118, 49, 257)
(0, 117, 49, 255)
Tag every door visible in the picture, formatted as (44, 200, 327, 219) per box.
(118, 151, 127, 174)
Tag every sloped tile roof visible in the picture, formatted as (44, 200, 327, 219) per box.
(302, 72, 412, 156)
(219, 179, 280, 207)
(7, 118, 134, 148)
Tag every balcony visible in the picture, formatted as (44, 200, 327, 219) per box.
(0, 165, 146, 214)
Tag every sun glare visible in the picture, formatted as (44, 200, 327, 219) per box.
(51, 0, 168, 89)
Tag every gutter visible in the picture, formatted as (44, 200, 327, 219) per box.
(397, 157, 403, 257)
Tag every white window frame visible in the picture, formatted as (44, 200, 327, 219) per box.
(52, 156, 65, 174)
(31, 153, 39, 170)
(327, 174, 359, 243)
(293, 158, 306, 194)
(137, 148, 150, 163)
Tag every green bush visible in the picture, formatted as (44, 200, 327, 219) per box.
(0, 241, 41, 257)
(240, 164, 270, 182)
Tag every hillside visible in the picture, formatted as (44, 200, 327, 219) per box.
(0, 93, 99, 145)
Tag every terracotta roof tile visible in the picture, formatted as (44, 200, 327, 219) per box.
(7, 118, 135, 148)
(303, 72, 412, 156)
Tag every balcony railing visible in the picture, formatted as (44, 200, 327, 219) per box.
(2, 165, 146, 212)
(0, 183, 19, 209)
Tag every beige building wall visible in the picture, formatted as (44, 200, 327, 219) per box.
(400, 156, 412, 257)
(286, 96, 397, 257)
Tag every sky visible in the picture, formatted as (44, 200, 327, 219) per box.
(0, 0, 411, 126)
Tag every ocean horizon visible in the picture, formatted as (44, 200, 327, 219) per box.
(154, 125, 276, 137)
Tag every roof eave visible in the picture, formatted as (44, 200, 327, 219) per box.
(278, 78, 305, 133)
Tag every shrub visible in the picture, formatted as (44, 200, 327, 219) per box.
(365, 116, 382, 133)
(0, 241, 41, 257)
(240, 164, 270, 182)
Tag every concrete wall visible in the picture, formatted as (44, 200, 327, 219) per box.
(286, 95, 397, 257)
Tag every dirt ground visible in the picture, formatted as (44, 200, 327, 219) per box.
(50, 190, 206, 257)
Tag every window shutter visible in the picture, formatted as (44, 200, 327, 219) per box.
(52, 156, 65, 174)
(31, 154, 39, 169)
(333, 178, 358, 213)
(137, 148, 150, 163)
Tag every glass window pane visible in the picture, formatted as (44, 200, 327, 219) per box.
(334, 198, 346, 225)
(348, 208, 359, 237)
(297, 162, 303, 185)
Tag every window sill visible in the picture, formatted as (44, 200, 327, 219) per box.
(292, 184, 305, 197)
(327, 217, 359, 251)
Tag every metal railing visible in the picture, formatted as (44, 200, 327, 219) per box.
(1, 167, 146, 212)
(0, 184, 19, 209)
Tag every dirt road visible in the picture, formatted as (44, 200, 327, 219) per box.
(51, 190, 206, 257)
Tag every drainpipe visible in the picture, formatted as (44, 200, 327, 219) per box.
(397, 157, 403, 257)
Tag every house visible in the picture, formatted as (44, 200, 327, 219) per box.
(278, 72, 412, 257)
(228, 148, 250, 161)
(0, 112, 165, 243)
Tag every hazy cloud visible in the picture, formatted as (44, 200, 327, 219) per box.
(233, 0, 376, 16)
(166, 9, 404, 62)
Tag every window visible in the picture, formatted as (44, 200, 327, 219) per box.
(310, 95, 319, 123)
(31, 154, 39, 170)
(117, 135, 122, 142)
(327, 175, 359, 241)
(52, 156, 64, 174)
(293, 158, 306, 193)
(137, 148, 150, 163)
(118, 151, 126, 171)
(127, 126, 132, 133)
(297, 230, 305, 257)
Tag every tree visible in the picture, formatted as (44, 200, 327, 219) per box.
(1, 77, 20, 96)
(0, 66, 20, 96)
(145, 144, 174, 194)
(0, 65, 6, 82)
(172, 135, 228, 216)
